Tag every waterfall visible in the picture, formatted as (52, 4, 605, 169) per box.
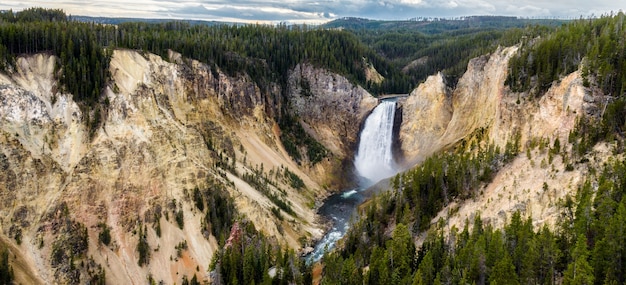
(306, 99, 399, 264)
(354, 99, 398, 186)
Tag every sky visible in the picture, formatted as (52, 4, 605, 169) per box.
(0, 0, 623, 24)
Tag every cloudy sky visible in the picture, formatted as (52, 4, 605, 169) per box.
(0, 0, 623, 24)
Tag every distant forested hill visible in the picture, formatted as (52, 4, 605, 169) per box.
(323, 16, 568, 86)
(322, 16, 567, 33)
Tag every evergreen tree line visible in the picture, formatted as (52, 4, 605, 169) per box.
(0, 8, 112, 106)
(319, 155, 626, 285)
(402, 27, 548, 87)
(0, 19, 112, 104)
(0, 8, 413, 103)
(211, 220, 311, 285)
(109, 21, 412, 95)
(392, 130, 520, 233)
(0, 7, 66, 23)
(507, 12, 626, 99)
(0, 8, 113, 137)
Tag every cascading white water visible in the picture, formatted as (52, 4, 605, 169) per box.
(354, 99, 398, 185)
(306, 99, 400, 263)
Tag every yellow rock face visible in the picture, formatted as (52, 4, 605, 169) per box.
(0, 50, 339, 284)
(399, 45, 596, 242)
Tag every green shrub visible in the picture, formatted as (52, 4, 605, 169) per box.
(137, 224, 150, 266)
(175, 209, 184, 230)
(98, 223, 111, 246)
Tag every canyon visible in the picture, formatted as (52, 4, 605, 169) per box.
(0, 44, 602, 284)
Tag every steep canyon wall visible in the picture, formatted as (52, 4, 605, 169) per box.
(0, 50, 376, 284)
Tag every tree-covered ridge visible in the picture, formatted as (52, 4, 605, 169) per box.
(0, 8, 412, 99)
(329, 16, 559, 87)
(71, 15, 229, 26)
(507, 12, 626, 98)
(322, 16, 567, 35)
(110, 21, 412, 95)
(396, 129, 520, 231)
(0, 19, 112, 103)
(0, 8, 112, 134)
(0, 7, 67, 23)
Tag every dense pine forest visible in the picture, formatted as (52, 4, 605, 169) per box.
(320, 151, 626, 285)
(0, 8, 410, 102)
(2, 7, 626, 285)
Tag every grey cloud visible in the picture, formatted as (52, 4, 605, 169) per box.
(0, 0, 624, 22)
(170, 4, 333, 21)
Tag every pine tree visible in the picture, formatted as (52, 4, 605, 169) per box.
(536, 226, 560, 285)
(137, 224, 150, 266)
(390, 223, 415, 283)
(563, 235, 594, 285)
(595, 201, 626, 284)
(489, 254, 519, 285)
(415, 251, 435, 285)
(0, 249, 13, 285)
(243, 247, 255, 285)
(412, 268, 426, 285)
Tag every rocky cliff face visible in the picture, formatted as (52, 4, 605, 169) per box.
(288, 63, 377, 158)
(399, 45, 598, 235)
(287, 64, 378, 186)
(399, 44, 588, 166)
(0, 42, 603, 283)
(398, 46, 519, 164)
(0, 50, 342, 284)
(431, 69, 594, 234)
(440, 46, 519, 147)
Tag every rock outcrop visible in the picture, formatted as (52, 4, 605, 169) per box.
(440, 46, 518, 147)
(489, 70, 586, 147)
(431, 68, 591, 234)
(398, 46, 519, 164)
(400, 45, 587, 163)
(397, 72, 452, 167)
